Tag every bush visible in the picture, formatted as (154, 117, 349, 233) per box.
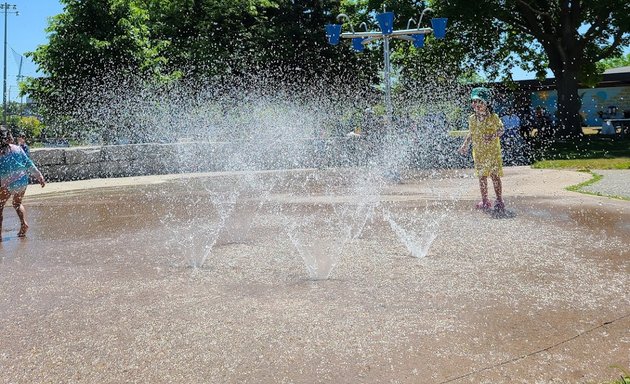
(16, 116, 44, 139)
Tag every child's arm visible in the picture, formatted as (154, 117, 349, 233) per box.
(22, 150, 46, 187)
(458, 132, 472, 155)
(483, 116, 504, 141)
(31, 168, 46, 187)
(496, 117, 505, 138)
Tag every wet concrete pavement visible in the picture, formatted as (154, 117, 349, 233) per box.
(582, 169, 630, 199)
(0, 167, 628, 383)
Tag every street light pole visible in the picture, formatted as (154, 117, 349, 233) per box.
(1, 2, 17, 126)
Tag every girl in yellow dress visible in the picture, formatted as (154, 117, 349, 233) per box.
(458, 87, 505, 211)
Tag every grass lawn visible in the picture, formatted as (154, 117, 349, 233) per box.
(601, 367, 630, 384)
(527, 132, 630, 200)
(532, 157, 630, 170)
(450, 129, 630, 169)
(531, 131, 630, 170)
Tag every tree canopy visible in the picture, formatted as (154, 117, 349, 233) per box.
(25, 1, 375, 114)
(23, 0, 630, 138)
(597, 52, 630, 71)
(24, 0, 164, 119)
(434, 0, 630, 135)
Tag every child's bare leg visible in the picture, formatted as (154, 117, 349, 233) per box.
(478, 176, 489, 202)
(13, 190, 28, 237)
(0, 188, 10, 241)
(491, 174, 503, 202)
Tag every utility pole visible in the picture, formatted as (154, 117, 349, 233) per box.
(1, 2, 17, 126)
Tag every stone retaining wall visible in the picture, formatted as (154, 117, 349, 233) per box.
(30, 140, 346, 182)
(30, 137, 466, 182)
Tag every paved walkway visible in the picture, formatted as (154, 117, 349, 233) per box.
(581, 169, 630, 199)
(3, 167, 628, 384)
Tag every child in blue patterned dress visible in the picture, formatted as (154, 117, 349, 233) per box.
(0, 128, 46, 240)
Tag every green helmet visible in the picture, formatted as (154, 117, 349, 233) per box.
(471, 87, 491, 103)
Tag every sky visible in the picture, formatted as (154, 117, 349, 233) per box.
(4, 0, 63, 101)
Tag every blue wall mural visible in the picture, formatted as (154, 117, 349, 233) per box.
(531, 86, 630, 126)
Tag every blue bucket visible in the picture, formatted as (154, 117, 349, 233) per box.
(413, 34, 425, 48)
(431, 18, 448, 39)
(352, 37, 365, 52)
(326, 24, 342, 45)
(376, 12, 395, 35)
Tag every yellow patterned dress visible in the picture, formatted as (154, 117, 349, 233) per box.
(468, 113, 503, 177)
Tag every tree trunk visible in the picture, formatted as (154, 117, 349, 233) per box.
(553, 69, 583, 137)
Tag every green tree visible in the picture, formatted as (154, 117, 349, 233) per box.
(141, 0, 272, 78)
(24, 0, 169, 119)
(256, 0, 373, 85)
(143, 0, 372, 86)
(26, 0, 376, 126)
(434, 0, 630, 137)
(16, 116, 44, 139)
(597, 52, 630, 71)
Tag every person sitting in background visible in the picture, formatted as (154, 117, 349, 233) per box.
(500, 109, 521, 138)
(533, 106, 552, 138)
(518, 108, 534, 139)
(16, 133, 30, 157)
(600, 120, 616, 135)
(606, 105, 618, 118)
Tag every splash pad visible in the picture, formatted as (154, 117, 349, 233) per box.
(1, 166, 629, 383)
(1, 6, 627, 380)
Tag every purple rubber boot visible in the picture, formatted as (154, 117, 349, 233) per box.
(476, 199, 492, 210)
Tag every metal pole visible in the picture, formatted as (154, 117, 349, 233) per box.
(332, 7, 443, 133)
(3, 3, 7, 125)
(382, 35, 392, 129)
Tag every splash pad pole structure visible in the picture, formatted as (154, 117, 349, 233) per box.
(325, 6, 447, 127)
